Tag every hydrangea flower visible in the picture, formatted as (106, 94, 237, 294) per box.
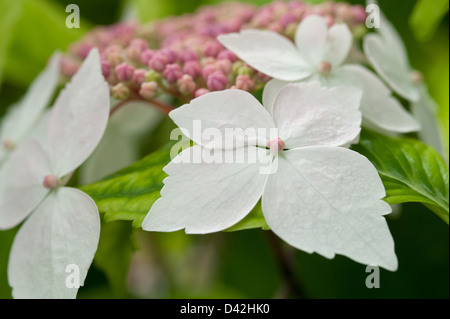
(218, 15, 420, 134)
(142, 82, 397, 271)
(0, 53, 60, 166)
(0, 49, 110, 298)
(363, 11, 445, 157)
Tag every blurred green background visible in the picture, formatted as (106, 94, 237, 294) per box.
(0, 0, 448, 299)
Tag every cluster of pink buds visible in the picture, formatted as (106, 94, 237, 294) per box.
(60, 1, 367, 105)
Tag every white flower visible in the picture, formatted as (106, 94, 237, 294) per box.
(218, 15, 420, 134)
(142, 82, 398, 271)
(0, 53, 60, 166)
(363, 11, 445, 158)
(0, 48, 110, 298)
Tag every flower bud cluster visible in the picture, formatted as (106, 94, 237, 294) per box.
(60, 1, 367, 103)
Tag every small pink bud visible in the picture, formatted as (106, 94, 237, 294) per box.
(183, 61, 202, 78)
(410, 70, 423, 84)
(207, 71, 228, 91)
(133, 69, 147, 86)
(203, 41, 223, 57)
(201, 57, 217, 66)
(202, 64, 217, 80)
(268, 137, 285, 153)
(318, 61, 332, 75)
(323, 15, 335, 27)
(2, 139, 14, 150)
(235, 75, 254, 91)
(163, 63, 183, 83)
(43, 174, 60, 189)
(129, 38, 148, 51)
(140, 81, 158, 100)
(140, 49, 155, 65)
(60, 58, 79, 77)
(216, 59, 232, 74)
(115, 63, 135, 82)
(352, 5, 367, 24)
(195, 88, 210, 98)
(279, 13, 296, 28)
(218, 50, 238, 62)
(112, 83, 130, 100)
(101, 60, 110, 78)
(179, 50, 199, 63)
(177, 74, 196, 95)
(149, 52, 168, 72)
(161, 48, 178, 64)
(105, 45, 124, 66)
(268, 22, 283, 33)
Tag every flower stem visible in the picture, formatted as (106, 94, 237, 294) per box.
(265, 231, 306, 299)
(110, 92, 175, 117)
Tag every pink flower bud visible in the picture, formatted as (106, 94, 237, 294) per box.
(129, 38, 148, 51)
(207, 71, 228, 91)
(203, 41, 223, 57)
(177, 74, 196, 95)
(279, 13, 296, 28)
(179, 50, 199, 63)
(140, 49, 155, 65)
(149, 52, 168, 72)
(216, 59, 232, 74)
(101, 60, 111, 78)
(195, 88, 210, 98)
(163, 63, 183, 83)
(140, 81, 158, 100)
(60, 58, 79, 77)
(183, 61, 202, 78)
(268, 137, 285, 153)
(161, 48, 178, 64)
(202, 64, 217, 80)
(235, 75, 254, 91)
(112, 83, 130, 100)
(352, 5, 367, 24)
(115, 62, 135, 82)
(323, 15, 335, 27)
(43, 174, 60, 189)
(217, 50, 238, 62)
(133, 69, 147, 85)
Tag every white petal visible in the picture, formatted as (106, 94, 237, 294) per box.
(169, 89, 275, 149)
(8, 187, 100, 299)
(262, 78, 290, 116)
(295, 15, 352, 67)
(218, 30, 312, 81)
(326, 64, 420, 133)
(142, 145, 271, 234)
(0, 140, 51, 230)
(0, 53, 61, 145)
(364, 34, 420, 102)
(46, 48, 110, 177)
(262, 146, 397, 271)
(378, 11, 410, 68)
(272, 82, 362, 148)
(412, 88, 445, 158)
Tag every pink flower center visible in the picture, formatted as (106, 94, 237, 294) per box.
(43, 175, 60, 189)
(268, 137, 285, 153)
(2, 139, 14, 150)
(318, 61, 332, 75)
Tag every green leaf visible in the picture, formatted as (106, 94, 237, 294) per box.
(81, 144, 173, 228)
(0, 0, 23, 89)
(353, 129, 449, 224)
(225, 202, 269, 232)
(409, 0, 449, 41)
(4, 0, 86, 86)
(94, 220, 136, 298)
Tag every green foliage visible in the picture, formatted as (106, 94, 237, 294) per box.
(81, 144, 171, 228)
(225, 202, 269, 232)
(3, 0, 86, 86)
(0, 0, 22, 90)
(409, 0, 449, 41)
(353, 129, 449, 224)
(94, 220, 136, 298)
